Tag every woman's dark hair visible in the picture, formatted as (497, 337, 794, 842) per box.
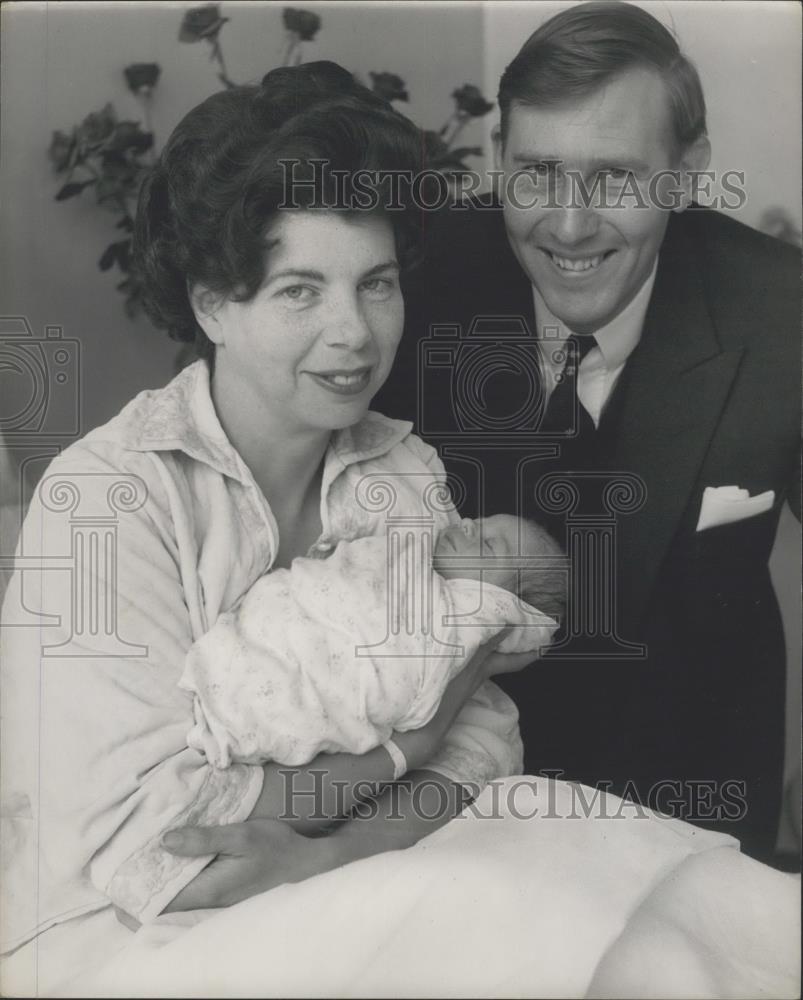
(498, 1, 706, 152)
(135, 62, 424, 359)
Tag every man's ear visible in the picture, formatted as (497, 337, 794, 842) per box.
(189, 284, 225, 346)
(674, 134, 712, 213)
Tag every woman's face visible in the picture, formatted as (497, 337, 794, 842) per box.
(201, 211, 404, 437)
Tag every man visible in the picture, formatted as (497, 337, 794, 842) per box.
(376, 1, 800, 862)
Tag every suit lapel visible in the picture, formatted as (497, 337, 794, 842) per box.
(610, 215, 745, 627)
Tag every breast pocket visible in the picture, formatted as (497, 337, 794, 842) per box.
(686, 506, 779, 622)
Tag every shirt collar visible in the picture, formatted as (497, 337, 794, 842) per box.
(532, 258, 659, 371)
(120, 359, 413, 483)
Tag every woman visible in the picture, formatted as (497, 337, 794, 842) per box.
(1, 64, 797, 998)
(0, 61, 533, 992)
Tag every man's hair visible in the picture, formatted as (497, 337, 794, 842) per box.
(498, 1, 706, 152)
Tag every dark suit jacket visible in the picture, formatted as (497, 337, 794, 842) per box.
(375, 202, 801, 860)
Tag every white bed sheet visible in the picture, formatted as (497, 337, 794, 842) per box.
(48, 777, 799, 999)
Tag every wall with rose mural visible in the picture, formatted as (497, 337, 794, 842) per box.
(0, 2, 488, 439)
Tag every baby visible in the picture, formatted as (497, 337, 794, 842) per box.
(432, 514, 566, 621)
(180, 514, 566, 769)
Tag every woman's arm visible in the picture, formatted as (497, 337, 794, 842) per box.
(246, 627, 504, 830)
(0, 447, 268, 930)
(162, 640, 533, 911)
(180, 533, 461, 772)
(162, 435, 537, 913)
(158, 769, 471, 911)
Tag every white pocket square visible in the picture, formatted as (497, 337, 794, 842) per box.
(696, 486, 775, 532)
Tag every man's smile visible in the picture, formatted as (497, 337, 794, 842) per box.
(540, 248, 618, 276)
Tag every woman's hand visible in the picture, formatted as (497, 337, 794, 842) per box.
(481, 648, 538, 678)
(392, 630, 534, 770)
(161, 818, 339, 912)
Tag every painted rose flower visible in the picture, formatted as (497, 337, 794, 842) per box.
(179, 4, 229, 43)
(282, 7, 321, 41)
(77, 104, 117, 150)
(124, 63, 161, 94)
(369, 72, 409, 103)
(451, 84, 493, 118)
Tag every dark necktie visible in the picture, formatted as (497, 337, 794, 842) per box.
(540, 335, 597, 438)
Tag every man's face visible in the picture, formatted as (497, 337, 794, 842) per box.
(495, 66, 680, 334)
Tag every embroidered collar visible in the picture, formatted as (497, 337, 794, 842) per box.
(119, 360, 413, 484)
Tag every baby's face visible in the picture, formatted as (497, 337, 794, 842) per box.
(433, 514, 524, 592)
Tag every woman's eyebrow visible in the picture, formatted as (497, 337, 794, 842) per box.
(361, 260, 401, 279)
(264, 261, 400, 285)
(264, 268, 325, 285)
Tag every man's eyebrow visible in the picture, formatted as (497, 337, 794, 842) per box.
(511, 153, 562, 165)
(587, 156, 649, 173)
(511, 153, 650, 172)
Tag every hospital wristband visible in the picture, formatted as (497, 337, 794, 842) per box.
(381, 737, 408, 781)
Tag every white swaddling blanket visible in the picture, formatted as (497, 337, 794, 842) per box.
(180, 534, 557, 768)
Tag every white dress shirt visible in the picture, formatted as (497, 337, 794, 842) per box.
(533, 260, 659, 426)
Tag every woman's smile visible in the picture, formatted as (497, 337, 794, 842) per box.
(305, 366, 373, 396)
